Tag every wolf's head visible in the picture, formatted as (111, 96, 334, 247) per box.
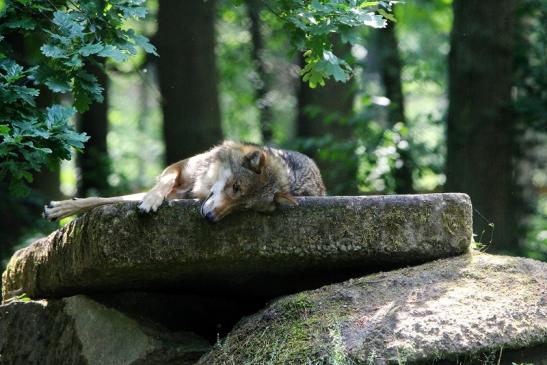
(199, 145, 296, 222)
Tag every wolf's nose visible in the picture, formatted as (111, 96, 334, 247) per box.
(204, 212, 216, 223)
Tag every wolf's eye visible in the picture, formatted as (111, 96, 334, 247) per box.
(233, 183, 240, 194)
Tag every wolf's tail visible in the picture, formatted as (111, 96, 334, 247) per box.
(43, 193, 146, 221)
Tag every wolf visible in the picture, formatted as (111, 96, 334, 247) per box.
(43, 141, 326, 222)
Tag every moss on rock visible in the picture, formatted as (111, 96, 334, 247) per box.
(198, 252, 547, 365)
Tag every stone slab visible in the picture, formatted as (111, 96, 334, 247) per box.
(2, 194, 472, 301)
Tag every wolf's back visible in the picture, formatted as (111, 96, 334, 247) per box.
(268, 148, 326, 196)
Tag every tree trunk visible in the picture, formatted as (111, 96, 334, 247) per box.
(247, 0, 273, 143)
(446, 0, 516, 251)
(375, 23, 413, 194)
(33, 85, 62, 201)
(77, 62, 110, 197)
(296, 49, 357, 195)
(157, 0, 223, 164)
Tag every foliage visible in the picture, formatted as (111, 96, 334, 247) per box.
(218, 0, 302, 143)
(106, 69, 163, 193)
(264, 0, 396, 87)
(217, 2, 262, 142)
(0, 0, 156, 196)
(523, 196, 547, 261)
(292, 0, 453, 195)
(514, 0, 547, 132)
(513, 0, 547, 258)
(393, 0, 452, 192)
(293, 106, 429, 195)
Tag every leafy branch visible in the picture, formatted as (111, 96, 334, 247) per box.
(272, 0, 397, 87)
(0, 0, 157, 196)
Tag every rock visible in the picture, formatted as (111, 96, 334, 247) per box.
(2, 194, 472, 302)
(198, 253, 547, 365)
(0, 295, 210, 365)
(90, 291, 267, 343)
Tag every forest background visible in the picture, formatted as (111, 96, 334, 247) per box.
(1, 0, 545, 275)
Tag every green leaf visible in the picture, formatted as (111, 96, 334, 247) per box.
(377, 9, 396, 23)
(133, 35, 158, 56)
(359, 1, 380, 8)
(318, 50, 351, 82)
(79, 43, 105, 57)
(45, 78, 72, 93)
(34, 147, 53, 154)
(361, 12, 387, 28)
(122, 6, 147, 19)
(2, 60, 24, 82)
(12, 85, 40, 106)
(339, 27, 361, 44)
(98, 45, 128, 62)
(41, 44, 68, 59)
(52, 11, 84, 38)
(64, 129, 89, 149)
(73, 88, 92, 112)
(20, 170, 33, 183)
(75, 70, 103, 100)
(64, 54, 84, 68)
(46, 105, 76, 128)
(0, 124, 10, 135)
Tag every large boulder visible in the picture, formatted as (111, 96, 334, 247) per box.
(198, 252, 547, 365)
(2, 194, 471, 302)
(0, 295, 209, 365)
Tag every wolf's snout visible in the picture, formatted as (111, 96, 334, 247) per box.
(200, 196, 220, 222)
(200, 193, 213, 215)
(201, 203, 219, 223)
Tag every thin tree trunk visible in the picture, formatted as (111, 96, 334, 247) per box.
(157, 0, 223, 164)
(77, 61, 110, 196)
(8, 32, 63, 201)
(247, 0, 273, 143)
(446, 0, 516, 251)
(34, 85, 62, 200)
(375, 23, 413, 194)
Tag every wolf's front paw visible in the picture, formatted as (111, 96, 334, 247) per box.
(43, 202, 55, 221)
(43, 200, 71, 221)
(137, 193, 164, 214)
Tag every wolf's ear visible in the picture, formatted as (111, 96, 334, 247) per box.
(275, 192, 298, 207)
(243, 150, 266, 174)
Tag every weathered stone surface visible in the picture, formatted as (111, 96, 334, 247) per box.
(2, 194, 472, 301)
(0, 295, 210, 365)
(198, 253, 547, 365)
